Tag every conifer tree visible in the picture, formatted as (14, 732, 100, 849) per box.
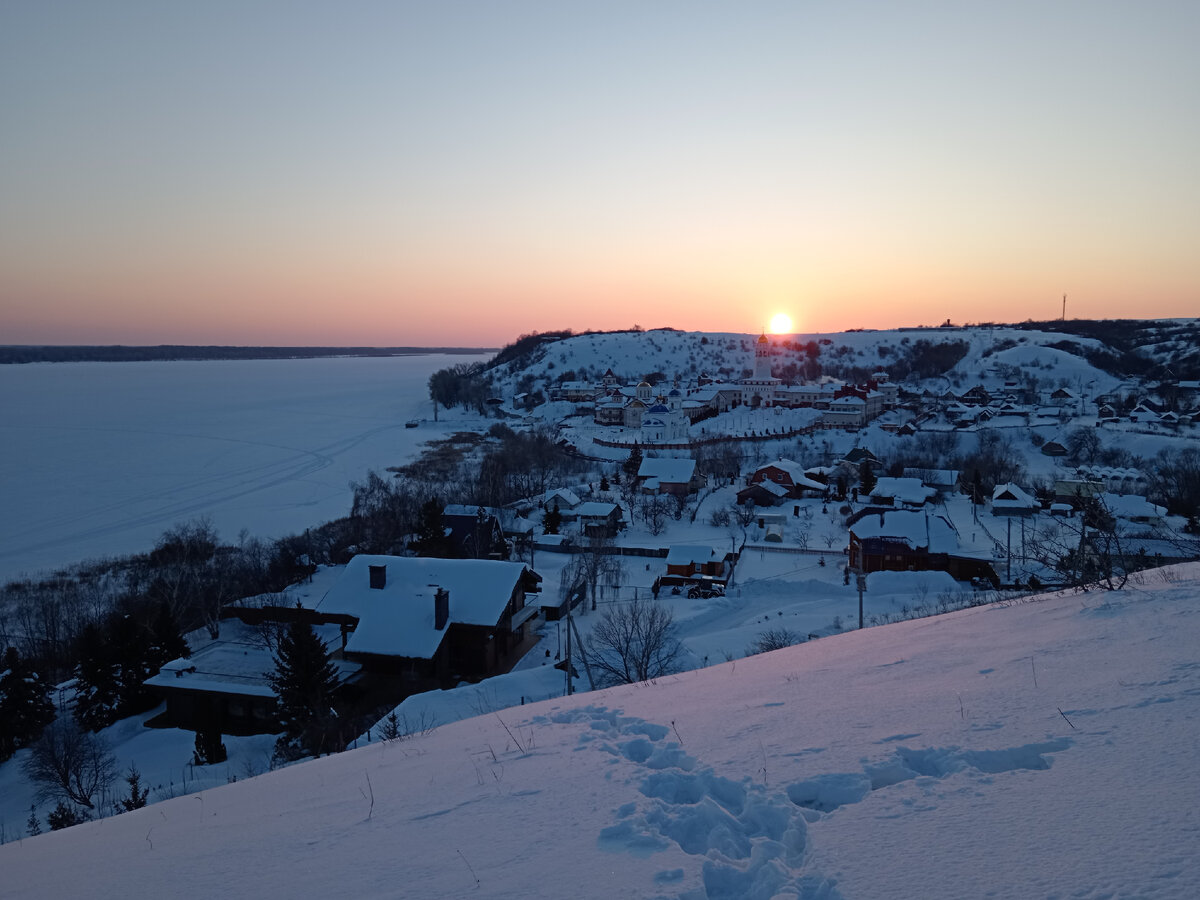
(623, 445, 643, 479)
(72, 602, 188, 730)
(150, 600, 189, 666)
(0, 646, 57, 762)
(26, 804, 42, 837)
(72, 623, 120, 731)
(267, 621, 340, 760)
(109, 613, 157, 716)
(543, 502, 562, 535)
(47, 801, 83, 831)
(118, 764, 150, 811)
(415, 498, 451, 557)
(858, 458, 877, 496)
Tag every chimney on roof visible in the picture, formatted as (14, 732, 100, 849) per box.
(434, 588, 450, 631)
(368, 564, 386, 590)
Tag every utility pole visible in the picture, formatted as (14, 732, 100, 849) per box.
(564, 592, 574, 695)
(1006, 518, 1012, 582)
(856, 570, 866, 629)
(569, 616, 596, 691)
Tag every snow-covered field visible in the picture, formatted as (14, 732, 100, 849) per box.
(0, 354, 489, 583)
(5, 564, 1199, 899)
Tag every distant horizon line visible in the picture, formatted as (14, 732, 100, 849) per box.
(0, 344, 499, 350)
(3, 315, 1196, 356)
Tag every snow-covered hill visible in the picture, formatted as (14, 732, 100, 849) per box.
(6, 564, 1199, 899)
(486, 325, 1128, 400)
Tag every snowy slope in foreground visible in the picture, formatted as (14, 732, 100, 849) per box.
(6, 566, 1200, 899)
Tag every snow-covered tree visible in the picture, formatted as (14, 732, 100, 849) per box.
(268, 621, 341, 761)
(72, 623, 120, 731)
(0, 646, 56, 762)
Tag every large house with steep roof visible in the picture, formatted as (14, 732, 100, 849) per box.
(316, 555, 541, 689)
(638, 456, 703, 496)
(848, 510, 997, 585)
(748, 459, 827, 498)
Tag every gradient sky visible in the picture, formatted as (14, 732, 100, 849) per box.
(2, 1, 1197, 347)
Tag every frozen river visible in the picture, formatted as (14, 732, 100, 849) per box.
(0, 353, 490, 583)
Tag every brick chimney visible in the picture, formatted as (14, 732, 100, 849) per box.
(368, 564, 386, 590)
(434, 587, 450, 631)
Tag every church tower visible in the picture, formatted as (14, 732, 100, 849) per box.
(754, 332, 772, 379)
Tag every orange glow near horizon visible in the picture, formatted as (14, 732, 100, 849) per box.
(2, 5, 1197, 348)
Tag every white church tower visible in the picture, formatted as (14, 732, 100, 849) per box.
(741, 331, 782, 407)
(754, 332, 772, 379)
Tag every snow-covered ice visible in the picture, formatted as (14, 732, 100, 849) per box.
(0, 354, 488, 582)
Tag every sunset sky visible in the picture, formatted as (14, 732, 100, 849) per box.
(2, 1, 1197, 347)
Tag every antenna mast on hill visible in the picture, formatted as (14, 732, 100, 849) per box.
(1062, 294, 1067, 321)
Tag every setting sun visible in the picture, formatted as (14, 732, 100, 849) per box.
(769, 312, 793, 334)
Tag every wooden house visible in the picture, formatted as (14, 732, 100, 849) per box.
(638, 457, 704, 497)
(749, 459, 827, 498)
(316, 555, 542, 692)
(848, 511, 997, 585)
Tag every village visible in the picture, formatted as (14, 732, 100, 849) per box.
(3, 324, 1198, 839)
(130, 327, 1197, 769)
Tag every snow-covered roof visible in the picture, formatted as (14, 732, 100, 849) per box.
(665, 545, 719, 566)
(638, 457, 696, 484)
(1077, 466, 1147, 484)
(543, 488, 581, 509)
(316, 555, 529, 659)
(573, 501, 621, 519)
(745, 479, 790, 499)
(830, 395, 866, 408)
(902, 468, 960, 488)
(1100, 492, 1166, 521)
(870, 478, 937, 506)
(146, 622, 358, 698)
(851, 511, 971, 556)
(992, 482, 1036, 509)
(445, 504, 534, 535)
(443, 504, 493, 518)
(756, 458, 825, 491)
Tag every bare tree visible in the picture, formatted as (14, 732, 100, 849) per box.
(746, 627, 803, 656)
(733, 499, 758, 530)
(1027, 496, 1134, 591)
(1066, 426, 1102, 465)
(694, 442, 741, 484)
(559, 532, 624, 614)
(794, 520, 811, 552)
(640, 495, 672, 536)
(586, 596, 685, 686)
(23, 720, 117, 812)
